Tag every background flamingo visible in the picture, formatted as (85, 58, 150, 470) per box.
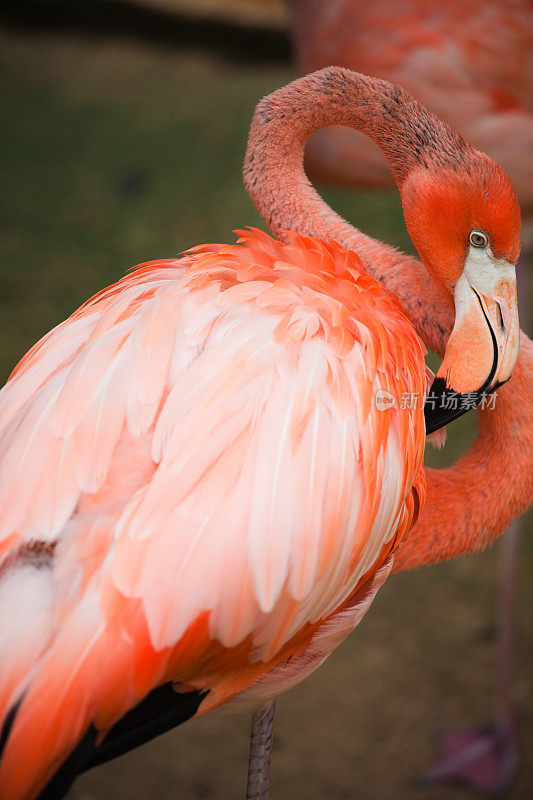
(286, 0, 533, 208)
(0, 65, 532, 800)
(287, 0, 533, 790)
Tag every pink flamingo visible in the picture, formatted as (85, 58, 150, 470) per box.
(287, 0, 533, 790)
(0, 68, 531, 800)
(287, 0, 533, 210)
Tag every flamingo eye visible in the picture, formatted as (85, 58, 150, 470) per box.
(469, 230, 489, 248)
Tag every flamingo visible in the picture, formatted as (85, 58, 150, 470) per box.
(286, 0, 533, 210)
(287, 0, 533, 789)
(0, 67, 531, 800)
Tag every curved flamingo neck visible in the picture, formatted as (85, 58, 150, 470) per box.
(394, 333, 533, 571)
(244, 67, 456, 354)
(244, 67, 533, 569)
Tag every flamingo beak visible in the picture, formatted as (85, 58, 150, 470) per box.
(425, 266, 519, 434)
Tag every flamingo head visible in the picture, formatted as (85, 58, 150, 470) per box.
(400, 156, 521, 433)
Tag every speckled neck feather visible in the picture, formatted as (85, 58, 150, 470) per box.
(244, 67, 462, 353)
(245, 66, 470, 191)
(244, 66, 533, 569)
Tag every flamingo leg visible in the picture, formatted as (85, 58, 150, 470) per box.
(419, 522, 520, 795)
(246, 699, 277, 800)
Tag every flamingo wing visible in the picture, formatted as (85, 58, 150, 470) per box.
(0, 230, 426, 800)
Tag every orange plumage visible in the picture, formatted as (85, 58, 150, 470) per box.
(0, 229, 426, 799)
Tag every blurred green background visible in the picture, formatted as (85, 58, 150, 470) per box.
(0, 3, 531, 799)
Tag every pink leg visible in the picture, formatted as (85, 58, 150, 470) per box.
(420, 234, 531, 795)
(419, 523, 520, 795)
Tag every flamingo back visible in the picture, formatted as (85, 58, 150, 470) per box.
(0, 229, 426, 799)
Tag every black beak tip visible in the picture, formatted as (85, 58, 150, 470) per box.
(424, 377, 476, 434)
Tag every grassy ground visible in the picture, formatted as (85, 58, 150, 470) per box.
(0, 19, 531, 800)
